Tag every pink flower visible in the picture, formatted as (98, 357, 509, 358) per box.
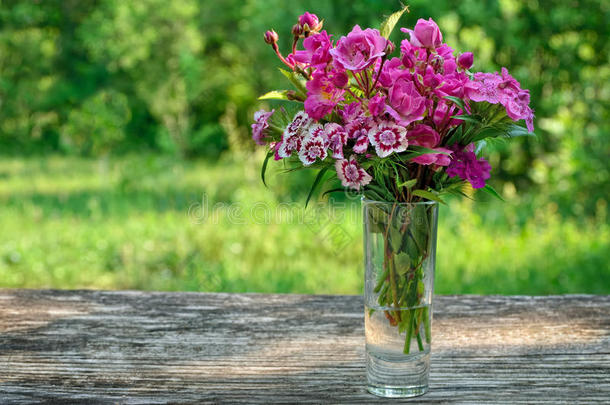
(324, 123, 348, 159)
(292, 31, 332, 69)
(401, 18, 443, 49)
(464, 72, 502, 104)
(411, 147, 452, 166)
(251, 109, 275, 145)
(407, 124, 440, 148)
(344, 114, 373, 154)
(353, 135, 370, 154)
(368, 93, 386, 116)
(304, 69, 345, 120)
(435, 71, 469, 99)
(457, 52, 474, 70)
(385, 75, 427, 126)
(377, 57, 405, 87)
(335, 155, 372, 190)
(278, 111, 311, 158)
(446, 145, 491, 189)
(339, 101, 363, 122)
(432, 99, 464, 129)
(330, 25, 387, 72)
(298, 125, 328, 165)
(368, 121, 408, 158)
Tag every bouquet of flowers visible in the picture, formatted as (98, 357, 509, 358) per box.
(251, 8, 534, 355)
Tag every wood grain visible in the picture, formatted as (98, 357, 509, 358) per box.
(0, 290, 608, 404)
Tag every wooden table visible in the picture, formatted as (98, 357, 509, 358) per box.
(0, 290, 608, 404)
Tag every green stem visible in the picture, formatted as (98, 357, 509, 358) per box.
(423, 306, 431, 344)
(403, 309, 413, 354)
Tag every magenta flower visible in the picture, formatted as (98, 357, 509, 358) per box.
(401, 18, 442, 49)
(292, 31, 332, 69)
(368, 93, 386, 117)
(251, 109, 275, 146)
(304, 69, 346, 120)
(407, 124, 440, 148)
(335, 155, 372, 190)
(330, 25, 387, 72)
(368, 121, 408, 158)
(324, 123, 348, 159)
(411, 148, 452, 166)
(446, 145, 492, 189)
(278, 111, 311, 158)
(377, 57, 404, 88)
(339, 101, 364, 122)
(385, 75, 427, 126)
(298, 125, 328, 165)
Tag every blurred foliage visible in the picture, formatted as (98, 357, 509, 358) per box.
(0, 0, 608, 216)
(0, 155, 607, 294)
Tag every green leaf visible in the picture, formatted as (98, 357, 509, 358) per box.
(389, 225, 403, 253)
(379, 4, 410, 39)
(444, 124, 463, 147)
(444, 95, 466, 110)
(507, 124, 536, 137)
(258, 90, 290, 101)
(397, 178, 417, 189)
(412, 189, 446, 205)
(279, 68, 307, 96)
(451, 114, 482, 124)
(408, 145, 452, 156)
(261, 149, 274, 187)
(480, 184, 505, 201)
(322, 187, 348, 198)
(305, 166, 329, 208)
(394, 252, 411, 275)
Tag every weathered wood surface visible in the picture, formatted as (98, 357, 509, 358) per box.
(0, 290, 608, 404)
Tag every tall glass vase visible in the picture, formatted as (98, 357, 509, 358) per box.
(363, 198, 438, 398)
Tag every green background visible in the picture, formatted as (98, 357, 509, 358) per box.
(0, 0, 608, 294)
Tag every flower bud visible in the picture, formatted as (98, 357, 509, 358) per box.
(291, 23, 303, 37)
(457, 52, 474, 70)
(430, 54, 444, 71)
(403, 18, 443, 49)
(401, 53, 415, 69)
(264, 30, 279, 45)
(298, 12, 319, 31)
(384, 40, 395, 55)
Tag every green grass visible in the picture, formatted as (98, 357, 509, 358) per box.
(0, 154, 608, 294)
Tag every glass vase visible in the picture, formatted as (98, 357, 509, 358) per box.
(363, 198, 438, 398)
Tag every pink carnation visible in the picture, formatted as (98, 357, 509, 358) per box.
(278, 111, 311, 158)
(251, 109, 274, 145)
(335, 155, 372, 190)
(324, 123, 348, 159)
(368, 121, 408, 158)
(330, 25, 387, 72)
(298, 124, 328, 165)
